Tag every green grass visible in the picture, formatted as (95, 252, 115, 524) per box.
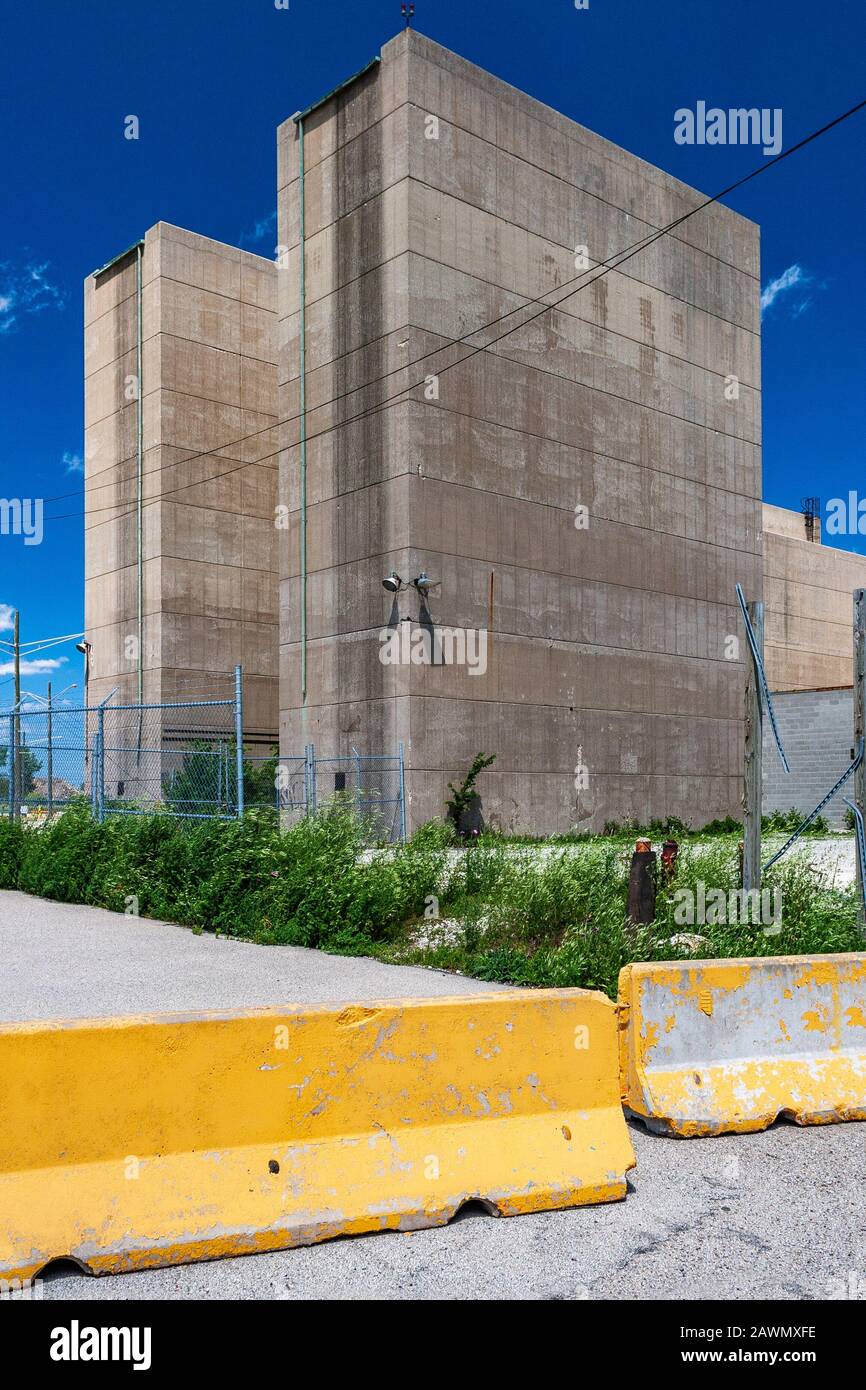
(0, 808, 860, 1000)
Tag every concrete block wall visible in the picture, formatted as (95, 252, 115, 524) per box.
(278, 31, 762, 833)
(763, 503, 866, 692)
(762, 686, 854, 830)
(84, 222, 280, 743)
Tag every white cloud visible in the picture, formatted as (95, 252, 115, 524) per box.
(240, 210, 277, 248)
(0, 657, 67, 676)
(760, 263, 821, 319)
(63, 450, 84, 473)
(0, 256, 66, 334)
(0, 604, 13, 633)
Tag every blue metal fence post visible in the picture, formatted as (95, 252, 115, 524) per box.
(398, 742, 407, 842)
(91, 733, 99, 819)
(96, 704, 105, 823)
(6, 715, 13, 820)
(234, 665, 244, 818)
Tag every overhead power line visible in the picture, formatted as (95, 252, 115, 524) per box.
(41, 93, 866, 528)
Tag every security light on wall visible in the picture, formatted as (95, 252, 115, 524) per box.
(382, 572, 404, 593)
(412, 573, 438, 594)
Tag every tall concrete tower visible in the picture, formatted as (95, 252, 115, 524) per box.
(276, 31, 762, 833)
(83, 222, 280, 745)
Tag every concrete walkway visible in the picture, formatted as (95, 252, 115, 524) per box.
(0, 890, 503, 1021)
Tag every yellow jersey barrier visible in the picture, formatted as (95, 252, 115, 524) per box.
(619, 954, 866, 1137)
(0, 989, 634, 1280)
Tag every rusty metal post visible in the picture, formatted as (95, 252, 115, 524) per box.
(628, 839, 656, 925)
(660, 839, 678, 884)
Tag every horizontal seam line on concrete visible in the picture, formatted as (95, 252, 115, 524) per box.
(764, 573, 866, 594)
(282, 477, 763, 556)
(405, 100, 761, 284)
(392, 397, 761, 497)
(277, 456, 763, 527)
(153, 328, 278, 373)
(84, 451, 278, 487)
(84, 497, 275, 531)
(408, 175, 760, 335)
(292, 628, 750, 668)
(84, 498, 275, 523)
(352, 322, 762, 445)
(284, 162, 758, 340)
(403, 471, 763, 543)
(279, 93, 757, 283)
(278, 396, 761, 494)
(286, 248, 760, 392)
(283, 541, 758, 609)
(281, 684, 745, 724)
(86, 385, 279, 435)
(83, 272, 275, 341)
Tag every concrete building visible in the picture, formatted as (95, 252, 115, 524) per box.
(762, 686, 854, 830)
(84, 222, 279, 744)
(763, 502, 866, 691)
(758, 503, 866, 828)
(276, 30, 762, 832)
(94, 38, 866, 835)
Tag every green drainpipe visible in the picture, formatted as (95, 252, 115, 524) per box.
(136, 242, 144, 709)
(297, 116, 308, 705)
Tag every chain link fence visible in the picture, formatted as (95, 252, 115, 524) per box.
(237, 748, 406, 843)
(1, 673, 405, 841)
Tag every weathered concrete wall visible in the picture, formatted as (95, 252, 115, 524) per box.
(278, 32, 762, 832)
(763, 503, 866, 692)
(762, 686, 853, 831)
(276, 46, 412, 763)
(763, 501, 821, 545)
(84, 223, 279, 741)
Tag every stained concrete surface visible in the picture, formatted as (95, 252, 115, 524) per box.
(1, 891, 864, 1302)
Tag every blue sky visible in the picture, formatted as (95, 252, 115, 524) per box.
(1, 0, 864, 701)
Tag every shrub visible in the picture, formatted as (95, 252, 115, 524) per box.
(1, 803, 860, 1001)
(0, 819, 25, 888)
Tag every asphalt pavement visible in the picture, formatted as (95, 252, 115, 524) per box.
(1, 890, 864, 1302)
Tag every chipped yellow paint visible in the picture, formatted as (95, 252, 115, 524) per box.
(794, 961, 842, 989)
(802, 1008, 830, 1034)
(664, 1015, 676, 1034)
(618, 954, 866, 1138)
(0, 990, 635, 1282)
